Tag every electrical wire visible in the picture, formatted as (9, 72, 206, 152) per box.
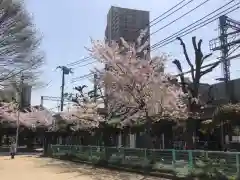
(148, 0, 194, 29)
(66, 56, 93, 67)
(59, 0, 240, 85)
(67, 0, 236, 67)
(71, 73, 93, 83)
(65, 0, 191, 67)
(151, 2, 240, 51)
(174, 53, 240, 77)
(154, 9, 240, 51)
(151, 0, 235, 49)
(70, 54, 240, 87)
(150, 0, 210, 36)
(66, 0, 211, 80)
(228, 44, 240, 57)
(72, 60, 98, 69)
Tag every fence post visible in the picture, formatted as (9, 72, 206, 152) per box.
(48, 144, 52, 156)
(89, 145, 92, 161)
(205, 151, 208, 159)
(144, 148, 147, 161)
(236, 153, 240, 175)
(188, 150, 193, 170)
(172, 149, 176, 169)
(68, 145, 71, 155)
(121, 147, 125, 164)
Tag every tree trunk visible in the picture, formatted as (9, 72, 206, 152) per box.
(26, 131, 34, 149)
(43, 132, 50, 156)
(144, 113, 156, 169)
(0, 128, 2, 146)
(185, 118, 196, 149)
(96, 124, 112, 165)
(144, 112, 154, 148)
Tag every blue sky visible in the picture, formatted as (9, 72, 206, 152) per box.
(25, 0, 240, 111)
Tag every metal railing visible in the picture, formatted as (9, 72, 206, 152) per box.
(48, 145, 240, 178)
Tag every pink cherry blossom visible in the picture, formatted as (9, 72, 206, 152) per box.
(52, 97, 105, 131)
(90, 35, 188, 125)
(0, 102, 53, 128)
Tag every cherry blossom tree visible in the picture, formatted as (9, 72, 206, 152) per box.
(89, 31, 188, 148)
(61, 85, 105, 132)
(0, 102, 53, 129)
(0, 101, 53, 146)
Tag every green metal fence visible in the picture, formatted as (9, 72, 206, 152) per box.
(49, 145, 240, 178)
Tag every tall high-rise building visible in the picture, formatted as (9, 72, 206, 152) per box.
(20, 84, 32, 108)
(0, 84, 32, 108)
(105, 6, 150, 48)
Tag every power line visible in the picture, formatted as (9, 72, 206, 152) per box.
(68, 50, 240, 90)
(66, 56, 93, 67)
(151, 1, 237, 51)
(72, 60, 98, 69)
(151, 6, 240, 51)
(150, 0, 211, 36)
(71, 73, 93, 80)
(151, 0, 235, 49)
(66, 0, 236, 68)
(64, 0, 190, 67)
(58, 8, 239, 87)
(153, 7, 240, 51)
(71, 73, 93, 83)
(61, 1, 240, 85)
(228, 44, 240, 57)
(70, 54, 240, 88)
(65, 61, 98, 85)
(174, 53, 240, 77)
(149, 0, 194, 29)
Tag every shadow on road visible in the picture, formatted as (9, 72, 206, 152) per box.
(0, 152, 41, 156)
(36, 157, 164, 180)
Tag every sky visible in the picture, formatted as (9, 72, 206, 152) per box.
(25, 0, 240, 111)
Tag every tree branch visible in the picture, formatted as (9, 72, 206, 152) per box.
(172, 59, 187, 93)
(197, 39, 202, 51)
(201, 53, 212, 65)
(177, 37, 194, 80)
(200, 61, 220, 77)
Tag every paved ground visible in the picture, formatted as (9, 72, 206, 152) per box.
(0, 155, 168, 180)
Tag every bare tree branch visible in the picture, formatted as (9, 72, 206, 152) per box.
(200, 61, 221, 77)
(174, 36, 218, 113)
(201, 53, 212, 64)
(177, 37, 194, 80)
(172, 59, 187, 93)
(0, 0, 44, 88)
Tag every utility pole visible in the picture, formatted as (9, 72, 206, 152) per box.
(219, 16, 230, 101)
(16, 74, 24, 151)
(57, 66, 73, 111)
(93, 73, 97, 102)
(60, 68, 65, 111)
(209, 15, 240, 102)
(209, 15, 240, 149)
